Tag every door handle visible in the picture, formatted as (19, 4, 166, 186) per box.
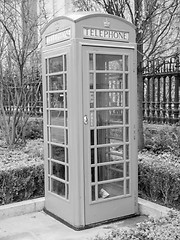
(84, 115, 88, 125)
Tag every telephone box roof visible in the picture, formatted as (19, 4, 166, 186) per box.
(42, 11, 135, 34)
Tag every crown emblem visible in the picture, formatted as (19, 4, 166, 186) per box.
(55, 22, 60, 31)
(104, 18, 110, 28)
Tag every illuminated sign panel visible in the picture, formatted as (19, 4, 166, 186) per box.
(46, 28, 71, 45)
(83, 27, 129, 42)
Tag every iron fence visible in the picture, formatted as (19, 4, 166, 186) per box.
(3, 55, 180, 121)
(3, 80, 43, 116)
(143, 55, 180, 124)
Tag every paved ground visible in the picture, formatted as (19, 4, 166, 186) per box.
(0, 211, 147, 240)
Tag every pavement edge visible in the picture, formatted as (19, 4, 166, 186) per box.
(0, 197, 45, 220)
(138, 197, 170, 218)
(0, 197, 170, 220)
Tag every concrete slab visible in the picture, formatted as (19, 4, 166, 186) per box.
(0, 211, 147, 240)
(0, 197, 172, 240)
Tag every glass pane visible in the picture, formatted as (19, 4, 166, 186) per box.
(126, 179, 130, 194)
(66, 148, 69, 163)
(64, 55, 67, 71)
(48, 144, 50, 158)
(98, 163, 124, 181)
(96, 92, 123, 108)
(97, 109, 123, 126)
(46, 77, 48, 91)
(50, 110, 64, 126)
(65, 74, 67, 90)
(65, 93, 67, 108)
(45, 59, 48, 74)
(97, 145, 123, 163)
(51, 145, 65, 162)
(125, 74, 128, 89)
(89, 53, 93, 70)
(126, 145, 129, 159)
(91, 167, 95, 182)
(66, 129, 68, 145)
(67, 184, 69, 199)
(52, 162, 65, 180)
(50, 127, 64, 144)
(97, 127, 123, 145)
(66, 166, 69, 181)
(48, 160, 50, 174)
(98, 181, 124, 199)
(49, 56, 63, 73)
(48, 177, 50, 191)
(126, 127, 129, 142)
(125, 109, 129, 124)
(125, 55, 128, 71)
(96, 54, 123, 71)
(89, 73, 94, 89)
(91, 148, 95, 164)
(65, 111, 68, 127)
(47, 127, 49, 141)
(126, 162, 130, 177)
(91, 185, 95, 201)
(96, 73, 123, 89)
(90, 92, 94, 108)
(49, 75, 63, 90)
(47, 110, 49, 125)
(46, 93, 49, 108)
(50, 93, 64, 108)
(90, 111, 94, 127)
(125, 92, 129, 107)
(51, 179, 65, 197)
(91, 130, 94, 146)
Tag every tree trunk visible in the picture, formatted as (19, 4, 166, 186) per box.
(135, 0, 144, 150)
(137, 64, 144, 150)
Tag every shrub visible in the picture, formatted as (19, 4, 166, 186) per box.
(0, 163, 44, 205)
(144, 124, 180, 156)
(0, 139, 44, 205)
(92, 211, 180, 240)
(138, 151, 180, 209)
(24, 118, 43, 140)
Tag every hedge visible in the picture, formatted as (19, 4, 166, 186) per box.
(0, 163, 44, 205)
(138, 151, 180, 210)
(93, 211, 180, 240)
(0, 139, 44, 205)
(1, 142, 180, 210)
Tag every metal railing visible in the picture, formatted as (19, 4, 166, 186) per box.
(143, 55, 180, 124)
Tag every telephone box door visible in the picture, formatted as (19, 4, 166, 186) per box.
(83, 46, 137, 225)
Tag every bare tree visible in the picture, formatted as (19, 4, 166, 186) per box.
(0, 0, 46, 147)
(73, 0, 180, 149)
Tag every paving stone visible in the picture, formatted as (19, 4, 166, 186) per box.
(0, 211, 148, 240)
(0, 232, 38, 240)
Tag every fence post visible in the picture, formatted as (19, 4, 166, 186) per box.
(143, 77, 145, 121)
(168, 76, 172, 124)
(174, 56, 180, 123)
(174, 76, 179, 123)
(152, 76, 155, 122)
(147, 77, 150, 122)
(162, 75, 166, 123)
(157, 76, 160, 123)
